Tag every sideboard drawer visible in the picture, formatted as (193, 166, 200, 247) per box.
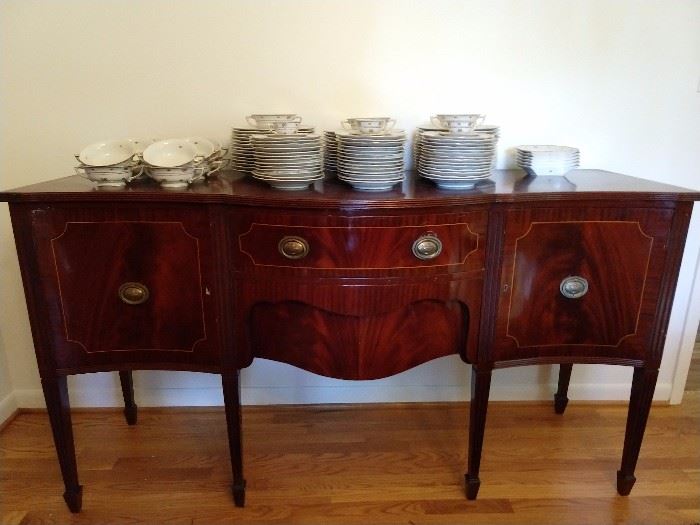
(25, 204, 221, 372)
(229, 209, 488, 370)
(233, 210, 487, 276)
(491, 206, 675, 363)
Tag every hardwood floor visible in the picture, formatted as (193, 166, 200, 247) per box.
(2, 398, 699, 525)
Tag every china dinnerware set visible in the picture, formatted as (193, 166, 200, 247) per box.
(516, 145, 580, 176)
(75, 115, 584, 192)
(416, 114, 497, 189)
(230, 114, 314, 172)
(335, 118, 406, 191)
(76, 137, 226, 188)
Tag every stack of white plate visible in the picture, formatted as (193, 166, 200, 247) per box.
(230, 126, 314, 172)
(251, 133, 323, 190)
(417, 131, 496, 189)
(414, 124, 499, 168)
(335, 129, 406, 191)
(324, 131, 338, 172)
(516, 145, 579, 176)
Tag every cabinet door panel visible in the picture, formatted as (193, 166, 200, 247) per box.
(28, 204, 221, 373)
(52, 222, 206, 353)
(492, 207, 674, 364)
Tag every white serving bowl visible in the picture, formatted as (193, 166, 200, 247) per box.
(143, 139, 202, 167)
(78, 140, 135, 166)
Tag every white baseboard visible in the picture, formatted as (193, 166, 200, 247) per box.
(10, 381, 672, 409)
(0, 391, 18, 424)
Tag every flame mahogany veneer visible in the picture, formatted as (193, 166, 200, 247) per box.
(2, 169, 697, 512)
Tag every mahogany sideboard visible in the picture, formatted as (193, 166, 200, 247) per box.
(2, 169, 697, 512)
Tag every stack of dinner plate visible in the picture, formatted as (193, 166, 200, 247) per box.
(251, 132, 322, 190)
(516, 145, 580, 176)
(230, 114, 314, 172)
(324, 131, 338, 172)
(335, 128, 406, 191)
(415, 124, 499, 168)
(417, 131, 496, 189)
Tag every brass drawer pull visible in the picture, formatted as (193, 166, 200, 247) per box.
(412, 234, 442, 260)
(560, 276, 588, 299)
(278, 236, 309, 259)
(118, 282, 150, 305)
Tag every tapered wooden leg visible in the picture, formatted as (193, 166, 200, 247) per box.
(554, 363, 573, 414)
(41, 376, 82, 513)
(617, 366, 658, 495)
(222, 371, 246, 506)
(465, 365, 492, 500)
(118, 371, 137, 425)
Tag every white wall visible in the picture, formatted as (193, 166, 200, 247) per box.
(0, 328, 17, 422)
(1, 0, 699, 413)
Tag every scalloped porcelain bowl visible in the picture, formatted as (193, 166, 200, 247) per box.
(143, 139, 201, 167)
(78, 140, 135, 167)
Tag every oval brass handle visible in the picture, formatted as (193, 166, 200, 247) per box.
(278, 236, 309, 259)
(412, 234, 443, 260)
(118, 282, 150, 305)
(560, 276, 588, 299)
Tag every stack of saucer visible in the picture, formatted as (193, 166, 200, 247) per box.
(251, 127, 322, 190)
(230, 114, 314, 172)
(334, 117, 405, 191)
(516, 145, 579, 176)
(417, 131, 496, 190)
(324, 131, 338, 172)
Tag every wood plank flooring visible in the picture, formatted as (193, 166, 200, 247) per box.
(2, 396, 699, 525)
